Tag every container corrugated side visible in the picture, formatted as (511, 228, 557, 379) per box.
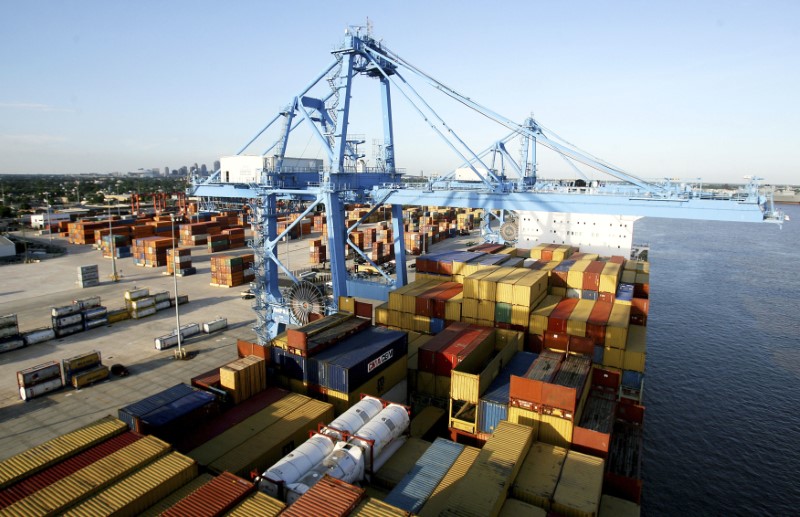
(321, 356, 407, 416)
(417, 446, 480, 517)
(118, 383, 197, 430)
(374, 438, 431, 490)
(0, 415, 126, 490)
(139, 473, 214, 517)
(551, 450, 605, 517)
(351, 497, 412, 516)
(225, 491, 285, 517)
(61, 452, 197, 516)
(384, 438, 464, 514)
(512, 441, 568, 509)
(440, 421, 534, 517)
(538, 413, 574, 448)
(161, 471, 254, 517)
(207, 399, 334, 477)
(599, 494, 641, 517)
(0, 432, 141, 509)
(189, 393, 310, 467)
(478, 352, 538, 434)
(498, 498, 548, 517)
(2, 435, 170, 516)
(281, 475, 364, 517)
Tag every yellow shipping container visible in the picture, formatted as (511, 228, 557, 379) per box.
(538, 413, 573, 448)
(440, 421, 534, 517)
(529, 244, 549, 260)
(400, 312, 415, 331)
(635, 272, 650, 286)
(410, 406, 445, 441)
(599, 262, 622, 293)
(338, 296, 356, 314)
(512, 270, 549, 308)
(63, 452, 197, 517)
(566, 299, 595, 337)
(496, 269, 530, 304)
(409, 333, 432, 357)
(322, 356, 407, 415)
(624, 325, 647, 373)
(403, 281, 441, 314)
(602, 346, 625, 369)
(418, 446, 480, 517)
(463, 268, 499, 299)
(599, 495, 642, 517)
(498, 498, 548, 517)
(375, 303, 390, 326)
(374, 437, 431, 490)
(417, 371, 436, 396)
(551, 245, 575, 261)
(512, 442, 567, 510)
(550, 286, 567, 297)
(351, 497, 411, 517)
(5, 435, 170, 517)
(289, 378, 308, 395)
(462, 298, 479, 319)
(478, 300, 496, 322)
(413, 314, 431, 333)
(271, 331, 289, 350)
(529, 295, 562, 335)
(445, 293, 463, 321)
(605, 303, 631, 349)
(0, 415, 126, 490)
(388, 281, 425, 311)
(451, 330, 521, 404)
(208, 398, 334, 477)
(566, 260, 592, 290)
(388, 309, 402, 328)
(226, 491, 286, 517)
(551, 451, 605, 517)
(480, 267, 517, 301)
(510, 305, 532, 327)
(139, 473, 214, 517)
(190, 393, 310, 467)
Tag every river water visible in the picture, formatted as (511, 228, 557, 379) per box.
(638, 203, 800, 515)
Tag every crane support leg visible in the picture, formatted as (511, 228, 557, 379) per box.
(391, 204, 408, 287)
(324, 192, 348, 308)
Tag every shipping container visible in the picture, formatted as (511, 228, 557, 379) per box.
(118, 383, 198, 432)
(71, 364, 110, 389)
(225, 491, 285, 517)
(0, 415, 126, 490)
(374, 438, 431, 490)
(440, 421, 533, 517)
(551, 450, 605, 517)
(599, 494, 641, 517)
(139, 473, 215, 517)
(281, 475, 364, 517)
(417, 445, 480, 517)
(351, 497, 412, 517)
(498, 498, 548, 517)
(161, 471, 254, 517)
(384, 438, 464, 514)
(479, 352, 539, 434)
(61, 452, 198, 517)
(451, 329, 524, 404)
(314, 355, 407, 415)
(511, 441, 567, 510)
(17, 361, 61, 389)
(2, 435, 170, 516)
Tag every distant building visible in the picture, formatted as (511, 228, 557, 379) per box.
(0, 236, 14, 258)
(31, 212, 72, 229)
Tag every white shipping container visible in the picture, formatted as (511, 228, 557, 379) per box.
(20, 377, 63, 401)
(52, 304, 81, 318)
(1, 338, 25, 353)
(155, 300, 171, 311)
(124, 288, 150, 301)
(131, 307, 157, 319)
(202, 318, 228, 334)
(74, 296, 102, 310)
(23, 328, 56, 346)
(130, 297, 155, 310)
(153, 291, 171, 303)
(181, 323, 201, 337)
(0, 313, 18, 328)
(55, 324, 84, 337)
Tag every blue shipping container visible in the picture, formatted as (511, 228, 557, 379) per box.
(315, 327, 408, 393)
(384, 438, 464, 513)
(141, 390, 215, 428)
(118, 383, 196, 431)
(593, 345, 604, 365)
(430, 318, 445, 335)
(270, 347, 320, 384)
(478, 351, 538, 434)
(616, 283, 634, 301)
(622, 370, 644, 389)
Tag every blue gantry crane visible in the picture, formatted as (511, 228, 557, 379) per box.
(191, 26, 783, 344)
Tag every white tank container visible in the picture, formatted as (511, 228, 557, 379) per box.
(0, 326, 19, 339)
(82, 307, 108, 320)
(155, 300, 172, 311)
(322, 396, 384, 440)
(260, 433, 335, 499)
(54, 314, 83, 327)
(130, 297, 155, 310)
(285, 443, 365, 505)
(19, 377, 63, 401)
(74, 296, 102, 309)
(51, 305, 81, 318)
(124, 288, 150, 300)
(181, 323, 201, 337)
(153, 291, 171, 302)
(202, 318, 228, 334)
(23, 328, 56, 346)
(131, 307, 157, 319)
(352, 403, 409, 461)
(0, 313, 18, 328)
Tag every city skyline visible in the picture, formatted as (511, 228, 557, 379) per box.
(1, 1, 798, 184)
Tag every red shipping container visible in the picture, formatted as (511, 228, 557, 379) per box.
(582, 261, 605, 291)
(598, 292, 615, 304)
(162, 471, 254, 517)
(435, 327, 493, 376)
(282, 475, 364, 517)
(547, 298, 579, 333)
(586, 301, 613, 346)
(418, 322, 470, 374)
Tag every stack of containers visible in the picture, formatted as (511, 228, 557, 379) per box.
(132, 236, 175, 267)
(52, 303, 84, 338)
(310, 239, 327, 264)
(224, 227, 246, 249)
(220, 355, 267, 404)
(384, 438, 465, 514)
(139, 474, 215, 516)
(179, 221, 222, 247)
(439, 421, 533, 517)
(74, 296, 108, 331)
(125, 287, 156, 319)
(210, 254, 255, 287)
(167, 247, 195, 276)
(416, 445, 481, 517)
(118, 384, 216, 438)
(0, 314, 24, 353)
(77, 264, 99, 288)
(478, 351, 539, 435)
(63, 350, 109, 389)
(99, 234, 132, 258)
(207, 233, 230, 253)
(17, 361, 63, 400)
(529, 243, 575, 262)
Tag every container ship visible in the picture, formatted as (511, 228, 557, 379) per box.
(1, 236, 646, 517)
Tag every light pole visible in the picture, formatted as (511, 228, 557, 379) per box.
(108, 201, 119, 281)
(170, 213, 185, 359)
(46, 203, 52, 242)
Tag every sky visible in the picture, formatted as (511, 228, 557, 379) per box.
(1, 0, 798, 184)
